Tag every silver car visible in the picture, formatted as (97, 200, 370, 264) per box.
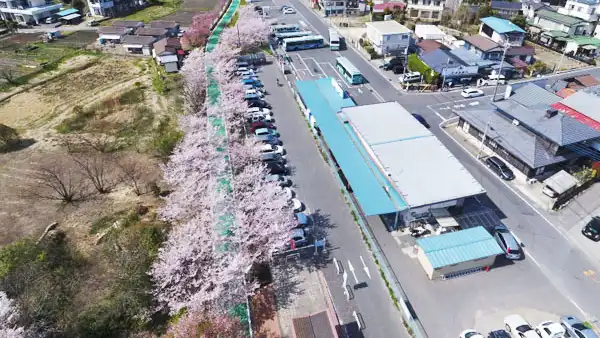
(492, 226, 522, 260)
(561, 315, 599, 338)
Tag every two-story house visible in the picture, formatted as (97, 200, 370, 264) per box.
(533, 8, 589, 35)
(522, 0, 553, 20)
(479, 16, 526, 46)
(557, 0, 600, 36)
(314, 0, 359, 16)
(0, 0, 61, 24)
(87, 0, 146, 17)
(365, 20, 412, 55)
(490, 1, 522, 19)
(463, 35, 504, 60)
(407, 0, 445, 21)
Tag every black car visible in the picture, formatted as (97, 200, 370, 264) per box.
(247, 99, 271, 109)
(582, 216, 600, 241)
(266, 161, 288, 175)
(381, 56, 405, 71)
(485, 156, 514, 180)
(392, 66, 405, 74)
(488, 330, 510, 338)
(411, 113, 430, 128)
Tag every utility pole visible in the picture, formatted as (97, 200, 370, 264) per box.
(476, 116, 492, 159)
(441, 57, 450, 90)
(236, 24, 241, 48)
(555, 46, 567, 75)
(491, 43, 510, 102)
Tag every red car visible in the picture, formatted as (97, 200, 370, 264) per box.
(250, 121, 275, 133)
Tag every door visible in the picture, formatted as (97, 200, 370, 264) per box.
(462, 121, 470, 133)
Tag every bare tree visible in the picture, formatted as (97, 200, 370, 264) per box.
(28, 158, 88, 203)
(116, 154, 146, 195)
(63, 134, 117, 154)
(72, 152, 117, 194)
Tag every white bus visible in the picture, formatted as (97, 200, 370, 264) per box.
(282, 35, 326, 52)
(270, 24, 300, 35)
(275, 31, 313, 43)
(329, 28, 340, 51)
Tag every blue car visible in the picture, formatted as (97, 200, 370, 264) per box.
(244, 93, 261, 100)
(242, 78, 264, 88)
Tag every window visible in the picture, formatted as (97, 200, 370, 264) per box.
(577, 6, 582, 11)
(489, 140, 498, 149)
(412, 0, 418, 4)
(336, 1, 344, 5)
(478, 131, 484, 139)
(592, 7, 596, 14)
(570, 4, 575, 9)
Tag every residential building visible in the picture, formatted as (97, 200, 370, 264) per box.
(479, 16, 526, 47)
(420, 48, 479, 85)
(557, 0, 600, 23)
(564, 35, 600, 56)
(153, 37, 183, 72)
(416, 226, 503, 280)
(372, 1, 404, 13)
(56, 8, 81, 24)
(148, 20, 179, 37)
(313, 0, 360, 16)
(522, 0, 553, 19)
(463, 35, 504, 60)
(407, 0, 445, 21)
(112, 20, 144, 29)
(455, 83, 600, 177)
(415, 24, 445, 40)
(135, 27, 167, 38)
(87, 0, 146, 17)
(97, 26, 129, 43)
(417, 39, 445, 54)
(553, 90, 600, 131)
(490, 1, 523, 19)
(365, 20, 412, 56)
(121, 35, 156, 55)
(533, 8, 590, 35)
(505, 45, 535, 63)
(0, 0, 61, 25)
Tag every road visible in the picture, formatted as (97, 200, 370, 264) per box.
(280, 0, 600, 333)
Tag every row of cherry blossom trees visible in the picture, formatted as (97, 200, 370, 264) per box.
(0, 292, 25, 338)
(152, 6, 294, 336)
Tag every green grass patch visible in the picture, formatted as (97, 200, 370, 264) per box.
(102, 0, 181, 24)
(90, 209, 141, 234)
(228, 12, 240, 27)
(118, 87, 145, 105)
(55, 106, 95, 134)
(152, 116, 183, 159)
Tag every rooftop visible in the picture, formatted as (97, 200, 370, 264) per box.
(463, 35, 503, 52)
(341, 102, 485, 208)
(567, 36, 600, 47)
(56, 8, 78, 17)
(148, 20, 179, 29)
(365, 20, 411, 35)
(490, 1, 523, 10)
(417, 39, 445, 54)
(373, 2, 405, 12)
(420, 48, 467, 73)
(135, 27, 168, 36)
(559, 91, 600, 123)
(295, 78, 407, 216)
(506, 45, 536, 56)
(480, 16, 526, 33)
(574, 74, 600, 87)
(415, 24, 445, 38)
(416, 226, 503, 269)
(493, 83, 600, 146)
(112, 20, 144, 28)
(543, 170, 578, 194)
(537, 8, 584, 26)
(121, 35, 156, 46)
(450, 47, 497, 67)
(455, 104, 575, 168)
(98, 26, 129, 35)
(153, 37, 182, 54)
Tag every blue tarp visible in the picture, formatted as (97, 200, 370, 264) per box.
(56, 8, 79, 17)
(296, 78, 407, 216)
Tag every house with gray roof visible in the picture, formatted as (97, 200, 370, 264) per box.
(121, 35, 157, 56)
(454, 83, 600, 177)
(533, 8, 590, 35)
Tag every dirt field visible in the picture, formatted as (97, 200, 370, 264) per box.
(0, 55, 176, 247)
(162, 0, 221, 25)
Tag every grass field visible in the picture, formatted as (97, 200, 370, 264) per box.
(102, 0, 182, 24)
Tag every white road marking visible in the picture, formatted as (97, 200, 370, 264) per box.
(307, 57, 328, 78)
(298, 20, 307, 27)
(427, 105, 449, 121)
(365, 83, 385, 102)
(298, 56, 315, 77)
(438, 120, 589, 319)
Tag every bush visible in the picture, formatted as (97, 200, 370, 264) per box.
(56, 105, 95, 133)
(407, 53, 438, 84)
(0, 123, 20, 153)
(118, 88, 145, 105)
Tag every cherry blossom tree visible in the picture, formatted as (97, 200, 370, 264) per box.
(0, 292, 26, 338)
(182, 12, 217, 49)
(180, 50, 208, 115)
(220, 7, 271, 52)
(165, 308, 245, 338)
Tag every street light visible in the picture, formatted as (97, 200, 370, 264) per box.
(491, 43, 510, 102)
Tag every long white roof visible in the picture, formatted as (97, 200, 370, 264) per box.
(340, 102, 485, 208)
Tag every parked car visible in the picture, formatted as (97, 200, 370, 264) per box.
(460, 329, 484, 338)
(504, 314, 539, 338)
(478, 74, 506, 86)
(254, 5, 262, 11)
(248, 99, 271, 109)
(259, 143, 285, 156)
(561, 315, 599, 338)
(488, 330, 511, 338)
(485, 156, 515, 180)
(461, 87, 484, 98)
(492, 226, 522, 260)
(381, 56, 405, 71)
(280, 4, 292, 10)
(411, 113, 430, 129)
(283, 7, 296, 14)
(250, 121, 276, 132)
(295, 212, 310, 227)
(283, 186, 294, 200)
(255, 127, 280, 138)
(87, 20, 99, 27)
(289, 228, 308, 248)
(266, 161, 288, 175)
(392, 66, 405, 74)
(45, 17, 57, 24)
(582, 216, 600, 241)
(290, 198, 303, 212)
(535, 321, 565, 338)
(242, 78, 264, 87)
(265, 174, 291, 187)
(244, 92, 261, 101)
(248, 114, 273, 124)
(247, 107, 272, 116)
(246, 89, 264, 98)
(260, 152, 286, 164)
(398, 71, 421, 83)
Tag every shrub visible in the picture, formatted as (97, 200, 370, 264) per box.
(118, 88, 145, 105)
(407, 53, 438, 84)
(56, 106, 95, 133)
(0, 123, 20, 153)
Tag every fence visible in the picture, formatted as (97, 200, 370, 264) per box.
(552, 177, 598, 210)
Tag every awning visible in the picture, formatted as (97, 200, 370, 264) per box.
(61, 13, 81, 21)
(543, 170, 578, 195)
(582, 44, 598, 50)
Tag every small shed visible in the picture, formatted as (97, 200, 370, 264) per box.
(416, 226, 503, 280)
(542, 170, 578, 196)
(121, 35, 156, 55)
(97, 27, 129, 43)
(56, 8, 82, 25)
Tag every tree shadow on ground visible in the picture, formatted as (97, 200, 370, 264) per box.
(1, 138, 36, 153)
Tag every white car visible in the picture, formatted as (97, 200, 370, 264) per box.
(461, 88, 484, 98)
(535, 321, 565, 338)
(283, 187, 295, 200)
(460, 329, 484, 338)
(504, 314, 540, 338)
(283, 7, 296, 14)
(260, 144, 285, 156)
(290, 198, 303, 212)
(248, 114, 273, 123)
(247, 107, 272, 116)
(246, 89, 264, 98)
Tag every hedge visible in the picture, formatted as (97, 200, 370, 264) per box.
(407, 53, 439, 84)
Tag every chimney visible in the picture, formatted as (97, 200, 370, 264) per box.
(545, 108, 558, 118)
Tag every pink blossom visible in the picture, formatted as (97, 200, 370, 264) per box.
(165, 308, 245, 338)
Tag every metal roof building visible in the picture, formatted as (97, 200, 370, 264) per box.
(480, 16, 526, 33)
(295, 78, 407, 217)
(339, 101, 485, 211)
(416, 226, 503, 279)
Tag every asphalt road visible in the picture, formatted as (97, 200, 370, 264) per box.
(277, 0, 600, 332)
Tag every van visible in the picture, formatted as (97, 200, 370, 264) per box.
(478, 74, 506, 86)
(485, 156, 515, 180)
(398, 71, 421, 83)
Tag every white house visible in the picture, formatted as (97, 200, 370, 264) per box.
(0, 0, 61, 24)
(479, 16, 526, 47)
(558, 0, 600, 22)
(87, 0, 146, 17)
(407, 0, 445, 21)
(415, 24, 445, 40)
(365, 20, 412, 56)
